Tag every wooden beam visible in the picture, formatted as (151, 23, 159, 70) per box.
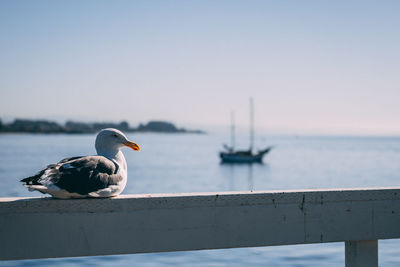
(1, 188, 400, 260)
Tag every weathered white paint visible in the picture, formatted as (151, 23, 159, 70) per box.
(1, 187, 399, 263)
(345, 240, 378, 267)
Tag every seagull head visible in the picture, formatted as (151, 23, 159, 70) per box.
(95, 128, 140, 156)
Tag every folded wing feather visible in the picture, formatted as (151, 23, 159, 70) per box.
(21, 156, 122, 196)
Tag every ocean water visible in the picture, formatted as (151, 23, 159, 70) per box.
(1, 133, 400, 266)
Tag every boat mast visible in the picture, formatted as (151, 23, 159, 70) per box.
(249, 97, 254, 152)
(231, 111, 235, 151)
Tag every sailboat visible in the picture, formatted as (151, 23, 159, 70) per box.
(219, 98, 273, 163)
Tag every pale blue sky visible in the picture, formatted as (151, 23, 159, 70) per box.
(1, 1, 399, 135)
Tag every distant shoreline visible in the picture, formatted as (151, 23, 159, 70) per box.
(0, 119, 206, 134)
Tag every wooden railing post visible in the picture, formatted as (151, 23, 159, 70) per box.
(345, 240, 378, 267)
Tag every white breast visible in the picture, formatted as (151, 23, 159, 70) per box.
(88, 152, 128, 198)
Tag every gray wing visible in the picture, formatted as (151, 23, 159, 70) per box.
(21, 156, 123, 195)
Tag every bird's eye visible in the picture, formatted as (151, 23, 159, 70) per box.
(112, 134, 118, 138)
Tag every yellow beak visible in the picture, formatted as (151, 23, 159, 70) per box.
(123, 141, 140, 151)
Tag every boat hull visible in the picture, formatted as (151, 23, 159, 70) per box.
(220, 153, 264, 163)
(219, 147, 272, 163)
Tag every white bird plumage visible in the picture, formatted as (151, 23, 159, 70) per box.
(21, 128, 140, 199)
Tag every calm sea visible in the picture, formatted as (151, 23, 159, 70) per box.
(1, 133, 400, 266)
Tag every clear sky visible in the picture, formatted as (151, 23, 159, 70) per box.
(1, 1, 399, 135)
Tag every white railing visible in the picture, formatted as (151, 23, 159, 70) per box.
(1, 187, 400, 266)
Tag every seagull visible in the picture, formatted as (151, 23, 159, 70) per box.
(21, 128, 140, 199)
